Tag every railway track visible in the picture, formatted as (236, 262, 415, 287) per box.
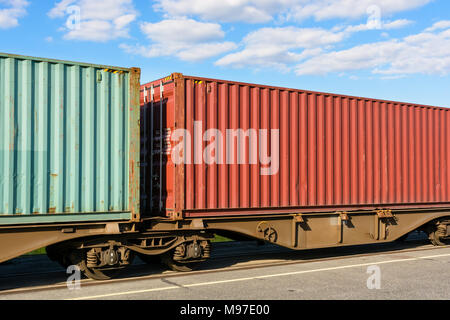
(0, 232, 447, 296)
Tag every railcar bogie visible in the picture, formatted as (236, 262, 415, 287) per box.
(45, 231, 214, 279)
(426, 218, 450, 246)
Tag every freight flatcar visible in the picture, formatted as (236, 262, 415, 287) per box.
(1, 53, 449, 280)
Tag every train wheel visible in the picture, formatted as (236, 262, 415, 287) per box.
(160, 241, 211, 272)
(78, 259, 123, 281)
(429, 229, 449, 246)
(428, 221, 449, 246)
(161, 251, 200, 272)
(69, 248, 133, 281)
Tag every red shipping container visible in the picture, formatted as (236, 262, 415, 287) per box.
(140, 74, 450, 219)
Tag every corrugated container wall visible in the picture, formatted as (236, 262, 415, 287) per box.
(0, 53, 141, 225)
(141, 74, 450, 218)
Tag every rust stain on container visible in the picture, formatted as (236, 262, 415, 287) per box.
(141, 74, 450, 218)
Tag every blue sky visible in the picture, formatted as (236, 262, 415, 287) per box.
(1, 0, 450, 107)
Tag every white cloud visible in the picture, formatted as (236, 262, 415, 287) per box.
(114, 14, 136, 30)
(425, 20, 450, 32)
(121, 19, 237, 61)
(383, 19, 413, 29)
(214, 20, 450, 78)
(285, 0, 430, 22)
(48, 0, 137, 42)
(344, 19, 413, 32)
(121, 0, 426, 65)
(154, 0, 431, 23)
(216, 27, 344, 69)
(295, 41, 399, 75)
(295, 24, 450, 77)
(0, 0, 29, 29)
(176, 42, 238, 62)
(141, 19, 225, 44)
(153, 0, 283, 23)
(48, 0, 75, 18)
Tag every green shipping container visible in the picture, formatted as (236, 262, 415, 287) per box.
(0, 53, 141, 225)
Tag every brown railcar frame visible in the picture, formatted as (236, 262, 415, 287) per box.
(1, 207, 449, 264)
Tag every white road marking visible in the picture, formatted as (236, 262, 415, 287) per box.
(68, 252, 450, 300)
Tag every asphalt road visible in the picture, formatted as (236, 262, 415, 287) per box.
(1, 238, 449, 300)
